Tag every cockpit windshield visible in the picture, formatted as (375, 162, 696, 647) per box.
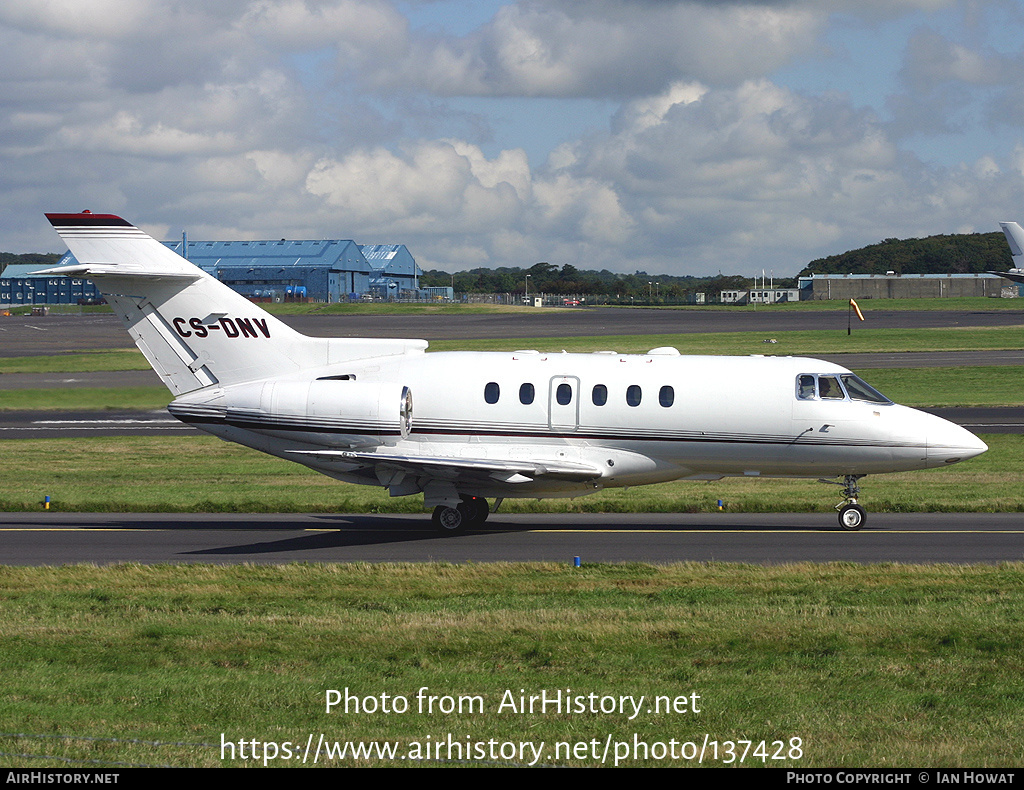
(840, 374, 891, 404)
(796, 373, 892, 404)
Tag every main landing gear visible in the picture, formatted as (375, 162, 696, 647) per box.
(821, 474, 867, 530)
(432, 496, 490, 535)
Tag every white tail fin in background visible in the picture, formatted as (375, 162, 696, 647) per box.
(999, 221, 1024, 262)
(40, 212, 426, 396)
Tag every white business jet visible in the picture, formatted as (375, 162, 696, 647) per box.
(40, 212, 987, 533)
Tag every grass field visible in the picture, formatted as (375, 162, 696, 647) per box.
(427, 324, 1024, 355)
(0, 349, 146, 374)
(3, 562, 1023, 767)
(0, 432, 1012, 514)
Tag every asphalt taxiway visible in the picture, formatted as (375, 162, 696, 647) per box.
(2, 512, 1021, 565)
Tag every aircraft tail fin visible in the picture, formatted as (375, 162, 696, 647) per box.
(42, 212, 425, 396)
(999, 221, 1024, 260)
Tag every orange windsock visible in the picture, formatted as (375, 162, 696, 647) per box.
(849, 298, 864, 321)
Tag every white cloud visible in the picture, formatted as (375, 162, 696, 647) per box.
(238, 0, 408, 50)
(3, 0, 1024, 275)
(364, 0, 823, 97)
(0, 0, 157, 39)
(305, 140, 529, 234)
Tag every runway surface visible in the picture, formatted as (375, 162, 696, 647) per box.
(2, 307, 1023, 355)
(2, 512, 1022, 565)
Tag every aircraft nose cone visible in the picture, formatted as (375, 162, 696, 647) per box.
(927, 417, 988, 466)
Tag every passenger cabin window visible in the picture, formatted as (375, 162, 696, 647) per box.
(519, 382, 535, 405)
(592, 384, 608, 406)
(556, 383, 572, 405)
(484, 382, 500, 404)
(626, 385, 642, 407)
(659, 385, 674, 408)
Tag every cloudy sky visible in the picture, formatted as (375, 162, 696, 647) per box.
(3, 0, 1024, 276)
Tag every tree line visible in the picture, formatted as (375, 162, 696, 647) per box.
(422, 230, 1015, 296)
(799, 232, 1012, 277)
(420, 261, 759, 299)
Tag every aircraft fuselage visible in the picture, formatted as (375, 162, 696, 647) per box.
(167, 349, 985, 501)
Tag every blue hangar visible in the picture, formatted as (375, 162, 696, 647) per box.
(164, 237, 421, 302)
(8, 235, 421, 305)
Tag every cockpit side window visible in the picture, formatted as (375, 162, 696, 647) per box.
(797, 374, 815, 400)
(818, 375, 844, 399)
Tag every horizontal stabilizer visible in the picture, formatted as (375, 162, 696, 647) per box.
(45, 213, 205, 277)
(29, 263, 201, 281)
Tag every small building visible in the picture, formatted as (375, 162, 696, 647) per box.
(0, 262, 103, 305)
(749, 288, 800, 304)
(418, 286, 454, 301)
(720, 290, 748, 304)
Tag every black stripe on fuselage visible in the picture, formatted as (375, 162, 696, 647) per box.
(168, 410, 911, 449)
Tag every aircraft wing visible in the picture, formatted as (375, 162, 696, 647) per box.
(287, 449, 602, 485)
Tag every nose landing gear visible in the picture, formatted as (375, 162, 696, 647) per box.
(821, 475, 867, 530)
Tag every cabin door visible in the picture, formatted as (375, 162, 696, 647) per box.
(548, 375, 580, 432)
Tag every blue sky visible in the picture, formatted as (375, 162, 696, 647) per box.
(2, 0, 1024, 276)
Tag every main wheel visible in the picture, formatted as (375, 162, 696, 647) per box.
(459, 496, 489, 526)
(432, 497, 490, 535)
(432, 505, 467, 534)
(838, 503, 866, 531)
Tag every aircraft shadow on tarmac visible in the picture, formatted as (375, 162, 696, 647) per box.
(173, 514, 845, 557)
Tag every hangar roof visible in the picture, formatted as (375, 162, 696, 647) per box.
(37, 238, 417, 281)
(360, 244, 420, 278)
(167, 239, 372, 274)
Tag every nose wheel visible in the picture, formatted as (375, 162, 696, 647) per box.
(838, 502, 866, 530)
(821, 475, 867, 530)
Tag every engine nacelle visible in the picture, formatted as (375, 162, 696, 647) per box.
(171, 377, 413, 446)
